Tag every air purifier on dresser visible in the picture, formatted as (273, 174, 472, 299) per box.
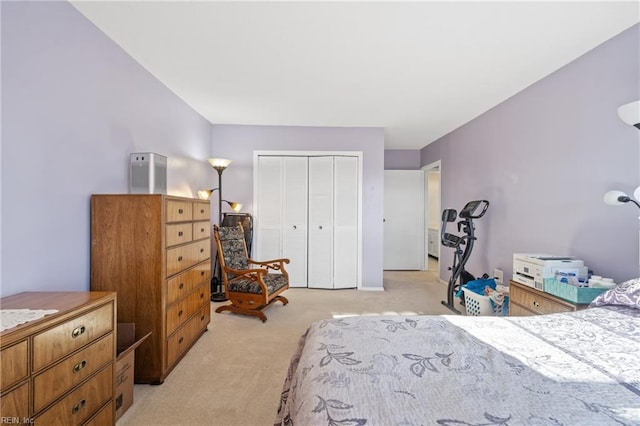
(129, 152, 167, 194)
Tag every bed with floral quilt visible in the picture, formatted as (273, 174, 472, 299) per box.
(274, 278, 640, 425)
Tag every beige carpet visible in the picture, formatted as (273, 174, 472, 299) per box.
(117, 267, 463, 426)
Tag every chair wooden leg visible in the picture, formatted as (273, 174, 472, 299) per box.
(274, 295, 288, 306)
(215, 304, 268, 323)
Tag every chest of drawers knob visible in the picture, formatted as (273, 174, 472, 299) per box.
(73, 360, 87, 374)
(71, 326, 86, 338)
(72, 398, 86, 414)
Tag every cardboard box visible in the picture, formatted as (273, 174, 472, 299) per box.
(115, 324, 151, 421)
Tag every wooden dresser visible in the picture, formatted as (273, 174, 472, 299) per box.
(509, 280, 589, 316)
(90, 194, 211, 384)
(0, 291, 116, 425)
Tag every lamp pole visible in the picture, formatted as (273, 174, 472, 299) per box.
(216, 167, 223, 225)
(207, 158, 232, 303)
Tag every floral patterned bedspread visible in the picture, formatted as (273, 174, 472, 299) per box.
(275, 306, 640, 425)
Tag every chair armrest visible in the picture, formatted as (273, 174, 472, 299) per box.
(247, 258, 290, 276)
(248, 258, 290, 266)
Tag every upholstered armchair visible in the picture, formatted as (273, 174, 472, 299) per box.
(213, 224, 290, 322)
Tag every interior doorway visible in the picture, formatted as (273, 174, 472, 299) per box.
(422, 161, 441, 275)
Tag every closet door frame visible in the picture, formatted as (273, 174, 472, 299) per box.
(253, 151, 363, 289)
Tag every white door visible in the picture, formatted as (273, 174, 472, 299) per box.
(256, 157, 282, 261)
(333, 156, 358, 288)
(308, 156, 334, 288)
(282, 157, 308, 287)
(383, 170, 425, 270)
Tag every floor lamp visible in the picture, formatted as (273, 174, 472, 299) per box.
(207, 157, 232, 302)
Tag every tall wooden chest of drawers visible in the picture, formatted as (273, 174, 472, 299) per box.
(0, 291, 116, 425)
(90, 195, 211, 384)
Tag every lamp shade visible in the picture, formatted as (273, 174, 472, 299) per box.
(198, 189, 214, 200)
(207, 158, 232, 170)
(604, 190, 629, 206)
(617, 101, 640, 129)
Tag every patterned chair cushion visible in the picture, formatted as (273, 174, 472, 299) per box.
(218, 226, 249, 272)
(228, 273, 289, 295)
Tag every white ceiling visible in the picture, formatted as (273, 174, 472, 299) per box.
(70, 1, 639, 149)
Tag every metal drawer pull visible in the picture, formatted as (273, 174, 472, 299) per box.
(73, 360, 87, 373)
(201, 315, 205, 321)
(292, 225, 297, 230)
(178, 208, 184, 214)
(178, 256, 183, 261)
(179, 283, 184, 289)
(200, 293, 204, 299)
(532, 301, 540, 307)
(200, 228, 205, 232)
(71, 326, 86, 338)
(178, 231, 183, 237)
(72, 399, 86, 414)
(200, 271, 205, 276)
(200, 248, 204, 253)
(179, 337, 184, 344)
(178, 310, 183, 317)
(318, 225, 323, 230)
(200, 209, 205, 214)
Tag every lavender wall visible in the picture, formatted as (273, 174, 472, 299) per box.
(422, 24, 640, 285)
(1, 2, 214, 297)
(210, 125, 385, 289)
(384, 149, 422, 170)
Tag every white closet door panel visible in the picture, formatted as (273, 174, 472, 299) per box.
(334, 227, 357, 288)
(282, 157, 308, 287)
(333, 156, 358, 288)
(383, 170, 425, 270)
(308, 157, 333, 227)
(308, 157, 334, 288)
(256, 157, 282, 261)
(256, 229, 281, 263)
(308, 227, 333, 288)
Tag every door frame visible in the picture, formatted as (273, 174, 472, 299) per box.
(422, 160, 441, 273)
(253, 150, 364, 289)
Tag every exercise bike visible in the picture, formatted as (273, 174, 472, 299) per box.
(440, 200, 490, 314)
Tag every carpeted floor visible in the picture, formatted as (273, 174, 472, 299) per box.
(117, 266, 462, 426)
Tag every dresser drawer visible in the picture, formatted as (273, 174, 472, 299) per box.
(166, 240, 211, 277)
(510, 283, 575, 315)
(193, 203, 210, 221)
(166, 284, 209, 336)
(84, 400, 113, 426)
(192, 221, 211, 240)
(166, 200, 193, 223)
(33, 303, 114, 372)
(0, 381, 29, 420)
(33, 333, 114, 413)
(1, 340, 28, 389)
(167, 261, 211, 306)
(166, 305, 209, 368)
(166, 223, 193, 247)
(35, 365, 113, 426)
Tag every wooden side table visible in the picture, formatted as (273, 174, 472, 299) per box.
(509, 280, 589, 316)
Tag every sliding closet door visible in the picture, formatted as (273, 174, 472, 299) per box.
(308, 157, 334, 288)
(333, 156, 358, 288)
(281, 157, 308, 287)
